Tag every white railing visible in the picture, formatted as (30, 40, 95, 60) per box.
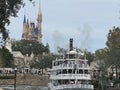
(52, 64, 90, 70)
(50, 74, 91, 80)
(51, 84, 94, 90)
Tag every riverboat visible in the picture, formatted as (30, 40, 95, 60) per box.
(48, 38, 94, 90)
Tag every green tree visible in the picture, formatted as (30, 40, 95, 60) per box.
(106, 27, 120, 66)
(57, 46, 67, 55)
(95, 48, 109, 66)
(30, 54, 55, 74)
(12, 40, 49, 56)
(85, 51, 95, 65)
(0, 48, 14, 67)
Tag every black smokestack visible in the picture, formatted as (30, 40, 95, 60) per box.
(69, 38, 73, 51)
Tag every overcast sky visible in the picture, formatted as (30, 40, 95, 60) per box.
(7, 0, 120, 53)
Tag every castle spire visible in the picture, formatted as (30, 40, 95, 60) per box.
(23, 15, 26, 23)
(38, 0, 42, 17)
(37, 0, 42, 43)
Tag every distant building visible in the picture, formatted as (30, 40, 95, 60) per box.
(5, 39, 34, 67)
(21, 5, 42, 43)
(11, 51, 24, 67)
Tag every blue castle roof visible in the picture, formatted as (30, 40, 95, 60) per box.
(34, 26, 38, 35)
(23, 15, 26, 23)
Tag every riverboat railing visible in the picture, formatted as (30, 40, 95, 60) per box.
(50, 74, 91, 80)
(52, 63, 89, 70)
(51, 84, 94, 90)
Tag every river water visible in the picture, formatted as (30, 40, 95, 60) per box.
(0, 85, 48, 90)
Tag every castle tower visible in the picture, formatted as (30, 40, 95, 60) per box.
(22, 15, 27, 40)
(37, 4, 42, 43)
(21, 3, 43, 43)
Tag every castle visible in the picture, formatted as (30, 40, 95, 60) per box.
(21, 5, 42, 43)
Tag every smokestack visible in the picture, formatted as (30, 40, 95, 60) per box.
(69, 38, 73, 51)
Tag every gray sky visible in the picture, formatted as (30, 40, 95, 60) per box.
(7, 0, 120, 52)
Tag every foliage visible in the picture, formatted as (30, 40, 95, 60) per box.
(30, 54, 55, 73)
(57, 46, 67, 55)
(0, 76, 15, 79)
(12, 40, 49, 56)
(0, 48, 14, 67)
(106, 27, 120, 66)
(94, 27, 120, 68)
(95, 48, 107, 60)
(85, 51, 95, 65)
(95, 48, 109, 67)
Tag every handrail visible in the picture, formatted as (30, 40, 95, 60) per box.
(51, 84, 94, 90)
(50, 74, 91, 80)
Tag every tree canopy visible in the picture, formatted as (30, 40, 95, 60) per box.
(85, 51, 94, 65)
(12, 40, 49, 56)
(0, 48, 14, 67)
(106, 27, 120, 66)
(30, 54, 55, 74)
(95, 27, 120, 67)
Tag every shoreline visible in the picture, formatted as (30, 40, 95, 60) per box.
(0, 85, 48, 90)
(0, 74, 49, 86)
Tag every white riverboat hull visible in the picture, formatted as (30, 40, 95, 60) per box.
(49, 88, 94, 90)
(49, 88, 93, 90)
(48, 83, 94, 90)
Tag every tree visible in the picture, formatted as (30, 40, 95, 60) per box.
(106, 27, 120, 66)
(95, 48, 109, 73)
(95, 48, 109, 66)
(46, 43, 50, 53)
(0, 48, 14, 67)
(30, 54, 55, 74)
(95, 27, 120, 67)
(12, 40, 49, 56)
(85, 51, 95, 65)
(57, 46, 67, 56)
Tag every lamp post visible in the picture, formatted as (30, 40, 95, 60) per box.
(14, 67, 17, 90)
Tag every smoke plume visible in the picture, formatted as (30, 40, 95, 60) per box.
(77, 24, 92, 50)
(52, 30, 63, 53)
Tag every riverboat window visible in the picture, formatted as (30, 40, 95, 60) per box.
(70, 79, 75, 84)
(56, 70, 62, 75)
(77, 69, 79, 74)
(84, 70, 88, 74)
(62, 69, 67, 74)
(59, 61, 63, 65)
(79, 69, 83, 74)
(68, 69, 72, 74)
(73, 69, 76, 74)
(68, 61, 72, 67)
(54, 61, 60, 66)
(66, 54, 77, 59)
(54, 61, 56, 66)
(63, 60, 68, 67)
(69, 54, 76, 58)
